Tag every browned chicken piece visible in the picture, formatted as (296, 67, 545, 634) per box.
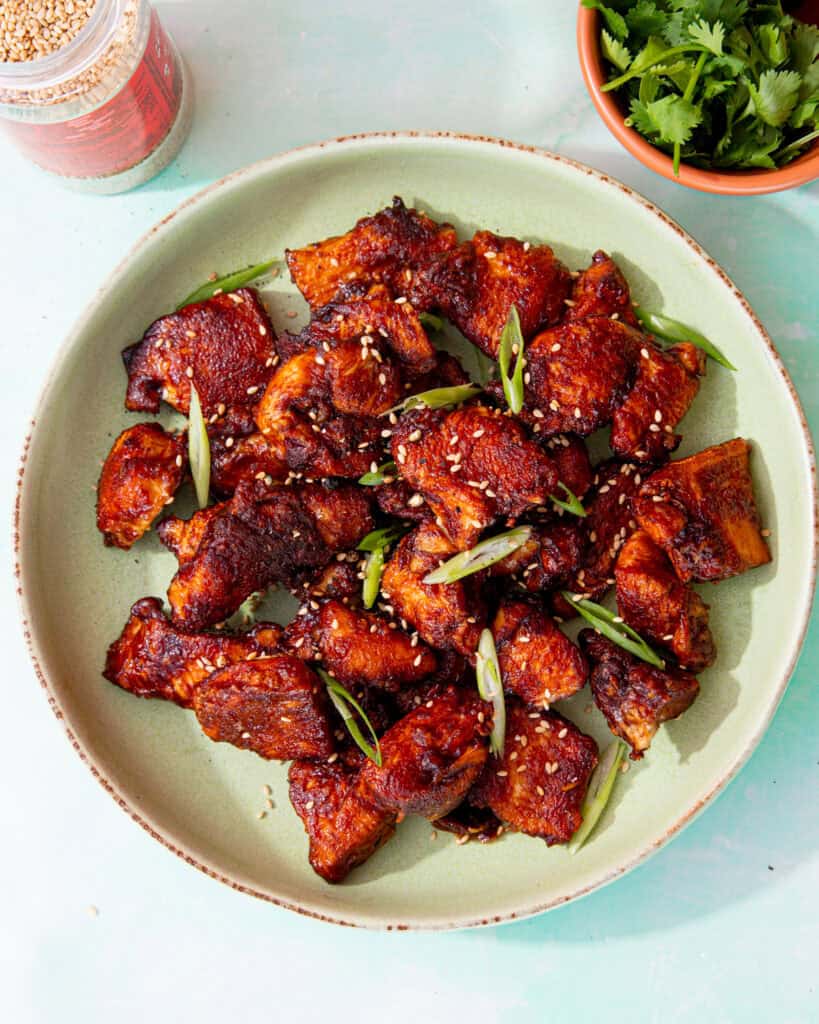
(289, 759, 397, 883)
(286, 197, 458, 310)
(616, 531, 716, 672)
(492, 596, 588, 705)
(166, 479, 373, 630)
(407, 230, 572, 357)
(253, 344, 397, 478)
(123, 288, 276, 417)
(543, 434, 594, 499)
(375, 477, 432, 523)
(523, 317, 641, 436)
(381, 521, 485, 657)
(360, 687, 490, 819)
(96, 423, 187, 549)
(633, 438, 771, 583)
(610, 342, 705, 463)
(391, 405, 558, 549)
(285, 598, 437, 691)
(209, 431, 288, 496)
(580, 630, 700, 759)
(304, 558, 362, 601)
(490, 521, 587, 593)
(157, 503, 227, 564)
(192, 655, 335, 760)
(566, 250, 638, 325)
(103, 596, 281, 706)
(470, 701, 598, 843)
(282, 283, 437, 372)
(432, 804, 504, 843)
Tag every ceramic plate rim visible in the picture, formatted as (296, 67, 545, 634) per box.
(15, 131, 818, 930)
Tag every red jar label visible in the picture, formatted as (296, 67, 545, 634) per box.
(2, 10, 182, 180)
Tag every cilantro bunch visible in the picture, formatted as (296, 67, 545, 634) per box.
(583, 0, 819, 174)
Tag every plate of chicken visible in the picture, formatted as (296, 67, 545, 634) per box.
(17, 133, 816, 929)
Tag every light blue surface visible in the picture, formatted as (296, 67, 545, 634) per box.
(1, 2, 816, 1021)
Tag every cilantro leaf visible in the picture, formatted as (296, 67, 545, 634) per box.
(625, 1, 666, 41)
(602, 28, 632, 72)
(688, 19, 725, 56)
(748, 69, 802, 127)
(790, 21, 819, 77)
(582, 0, 629, 41)
(757, 25, 789, 68)
(629, 94, 703, 144)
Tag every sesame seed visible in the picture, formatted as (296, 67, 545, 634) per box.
(259, 325, 267, 336)
(450, 463, 462, 473)
(599, 485, 610, 494)
(224, 436, 234, 448)
(246, 385, 259, 395)
(395, 296, 407, 305)
(496, 771, 508, 778)
(378, 373, 386, 386)
(407, 493, 424, 507)
(256, 811, 266, 820)
(551, 343, 561, 353)
(484, 250, 497, 260)
(564, 298, 576, 307)
(558, 727, 568, 738)
(654, 409, 663, 422)
(473, 428, 485, 438)
(641, 347, 650, 359)
(185, 366, 194, 379)
(408, 429, 422, 442)
(574, 407, 582, 419)
(523, 241, 531, 252)
(761, 528, 772, 537)
(536, 786, 545, 797)
(649, 423, 661, 433)
(315, 355, 326, 366)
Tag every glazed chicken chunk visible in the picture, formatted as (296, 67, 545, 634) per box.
(123, 288, 276, 417)
(289, 759, 397, 883)
(616, 530, 716, 672)
(391, 405, 558, 549)
(566, 250, 638, 324)
(580, 630, 700, 759)
(470, 701, 598, 844)
(103, 596, 281, 705)
(192, 655, 335, 761)
(408, 230, 572, 357)
(632, 438, 771, 583)
(96, 423, 186, 549)
(286, 196, 458, 309)
(490, 521, 586, 594)
(492, 596, 588, 706)
(165, 479, 373, 630)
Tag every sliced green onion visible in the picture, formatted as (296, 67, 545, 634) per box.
(357, 525, 406, 608)
(634, 308, 737, 372)
(319, 668, 382, 766)
(419, 312, 444, 332)
(383, 384, 482, 417)
(357, 524, 406, 553)
(188, 383, 211, 509)
(550, 482, 587, 518)
(560, 592, 666, 669)
(568, 740, 628, 853)
(177, 258, 279, 309)
(475, 628, 506, 757)
(423, 526, 532, 585)
(497, 304, 525, 414)
(358, 460, 397, 486)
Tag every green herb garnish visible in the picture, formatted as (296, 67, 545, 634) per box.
(384, 384, 483, 416)
(550, 482, 587, 518)
(188, 383, 211, 509)
(498, 304, 526, 414)
(357, 525, 407, 608)
(358, 461, 397, 486)
(319, 668, 382, 766)
(587, 1, 819, 174)
(423, 526, 533, 585)
(177, 258, 279, 309)
(569, 739, 628, 853)
(419, 312, 445, 332)
(561, 591, 666, 669)
(634, 308, 737, 370)
(475, 629, 506, 757)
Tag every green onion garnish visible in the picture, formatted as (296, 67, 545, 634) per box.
(176, 258, 279, 309)
(423, 526, 532, 585)
(319, 668, 382, 766)
(357, 525, 406, 608)
(383, 384, 482, 417)
(498, 304, 525, 414)
(560, 592, 666, 669)
(358, 461, 397, 486)
(419, 312, 444, 333)
(357, 524, 407, 553)
(550, 482, 586, 518)
(568, 740, 628, 853)
(475, 629, 506, 757)
(188, 383, 211, 509)
(634, 308, 736, 372)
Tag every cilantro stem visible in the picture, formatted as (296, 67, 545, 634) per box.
(673, 51, 708, 177)
(601, 44, 707, 93)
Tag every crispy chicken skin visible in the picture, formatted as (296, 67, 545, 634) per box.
(286, 598, 437, 691)
(192, 656, 335, 760)
(103, 596, 281, 706)
(633, 438, 771, 583)
(523, 317, 641, 436)
(408, 231, 572, 357)
(209, 431, 287, 495)
(544, 433, 594, 499)
(123, 288, 276, 417)
(580, 630, 700, 759)
(381, 521, 485, 656)
(611, 342, 705, 463)
(96, 423, 186, 549)
(567, 250, 638, 325)
(471, 702, 598, 844)
(360, 687, 489, 819)
(391, 405, 558, 549)
(490, 521, 587, 593)
(493, 596, 588, 705)
(289, 759, 397, 883)
(157, 503, 227, 564)
(616, 531, 716, 672)
(167, 480, 373, 630)
(286, 197, 458, 309)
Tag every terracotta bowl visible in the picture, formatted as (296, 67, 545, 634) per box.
(577, 4, 819, 195)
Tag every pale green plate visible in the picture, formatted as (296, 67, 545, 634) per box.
(16, 133, 817, 930)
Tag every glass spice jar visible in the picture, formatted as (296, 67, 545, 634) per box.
(0, 0, 192, 193)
